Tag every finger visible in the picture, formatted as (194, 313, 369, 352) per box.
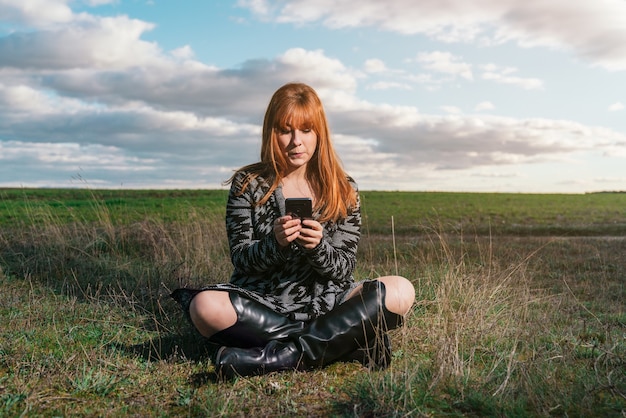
(302, 219, 321, 230)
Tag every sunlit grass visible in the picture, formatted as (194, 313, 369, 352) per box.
(0, 189, 624, 416)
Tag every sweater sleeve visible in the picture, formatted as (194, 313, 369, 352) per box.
(303, 187, 361, 284)
(226, 174, 288, 274)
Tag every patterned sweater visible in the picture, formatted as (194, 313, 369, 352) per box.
(225, 170, 361, 321)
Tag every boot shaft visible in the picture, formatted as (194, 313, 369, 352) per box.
(210, 292, 305, 348)
(171, 288, 305, 348)
(216, 280, 404, 379)
(296, 280, 402, 367)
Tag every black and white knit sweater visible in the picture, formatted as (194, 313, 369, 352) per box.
(223, 170, 362, 321)
(171, 170, 363, 322)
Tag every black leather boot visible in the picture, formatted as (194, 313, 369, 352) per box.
(209, 292, 305, 348)
(171, 289, 304, 348)
(215, 281, 403, 379)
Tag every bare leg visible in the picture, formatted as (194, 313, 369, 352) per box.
(345, 276, 415, 316)
(189, 290, 237, 338)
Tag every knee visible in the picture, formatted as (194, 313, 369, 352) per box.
(189, 291, 211, 323)
(378, 276, 415, 316)
(189, 290, 236, 337)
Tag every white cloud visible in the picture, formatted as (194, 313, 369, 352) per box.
(1, 0, 625, 192)
(441, 106, 462, 114)
(364, 58, 388, 73)
(237, 0, 273, 17)
(278, 48, 358, 92)
(367, 81, 412, 91)
(471, 170, 521, 178)
(0, 16, 160, 70)
(325, 98, 626, 172)
(608, 102, 624, 112)
(594, 176, 626, 184)
(0, 0, 74, 26)
(480, 64, 543, 90)
(254, 0, 626, 71)
(0, 140, 158, 172)
(475, 101, 495, 112)
(0, 83, 96, 118)
(3, 26, 624, 186)
(481, 71, 543, 90)
(0, 44, 358, 122)
(417, 51, 473, 81)
(171, 45, 195, 60)
(85, 0, 117, 6)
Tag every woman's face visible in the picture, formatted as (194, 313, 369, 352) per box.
(276, 124, 318, 173)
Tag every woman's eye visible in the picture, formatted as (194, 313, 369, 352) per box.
(301, 129, 311, 133)
(279, 129, 292, 135)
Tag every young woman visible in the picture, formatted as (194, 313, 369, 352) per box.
(172, 83, 415, 379)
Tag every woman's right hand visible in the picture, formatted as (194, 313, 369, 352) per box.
(273, 215, 303, 247)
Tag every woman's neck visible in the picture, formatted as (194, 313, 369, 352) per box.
(281, 171, 315, 202)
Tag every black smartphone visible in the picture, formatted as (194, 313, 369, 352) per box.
(285, 197, 312, 220)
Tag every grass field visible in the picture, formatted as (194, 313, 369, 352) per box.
(1, 188, 625, 416)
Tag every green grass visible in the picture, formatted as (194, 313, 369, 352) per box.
(0, 189, 625, 416)
(3, 188, 626, 234)
(0, 188, 228, 226)
(360, 190, 626, 235)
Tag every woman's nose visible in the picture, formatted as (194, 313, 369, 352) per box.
(291, 130, 303, 145)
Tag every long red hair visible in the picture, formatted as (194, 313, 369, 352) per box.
(229, 83, 357, 223)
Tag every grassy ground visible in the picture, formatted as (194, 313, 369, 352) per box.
(0, 189, 624, 416)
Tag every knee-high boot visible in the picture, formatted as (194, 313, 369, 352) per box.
(171, 289, 305, 348)
(215, 280, 403, 379)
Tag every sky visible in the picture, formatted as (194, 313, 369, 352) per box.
(1, 0, 626, 193)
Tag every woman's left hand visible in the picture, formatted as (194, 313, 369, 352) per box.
(297, 219, 323, 249)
